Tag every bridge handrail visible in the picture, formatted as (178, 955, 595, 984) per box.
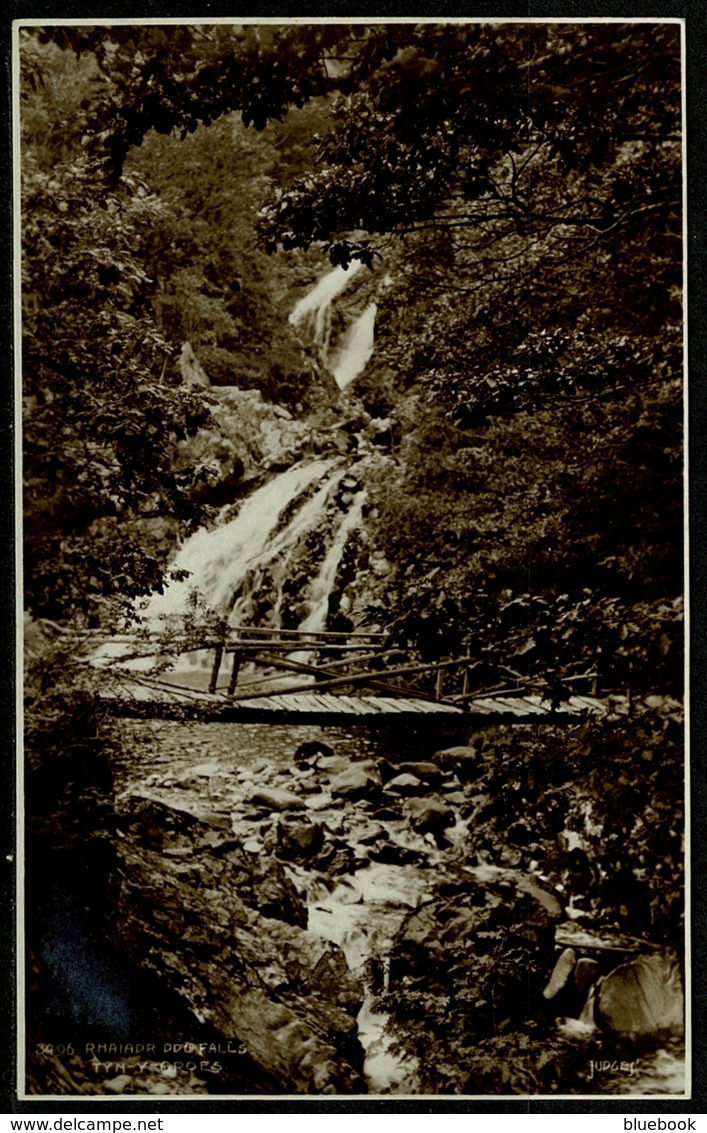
(80, 624, 388, 642)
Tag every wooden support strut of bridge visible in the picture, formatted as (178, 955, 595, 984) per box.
(227, 651, 243, 698)
(208, 644, 224, 696)
(236, 650, 451, 705)
(227, 654, 471, 703)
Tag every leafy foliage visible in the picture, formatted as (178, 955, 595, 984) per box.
(27, 24, 359, 178)
(382, 705, 684, 1094)
(20, 23, 684, 1100)
(124, 109, 327, 406)
(362, 365, 682, 701)
(22, 150, 211, 619)
(258, 24, 681, 270)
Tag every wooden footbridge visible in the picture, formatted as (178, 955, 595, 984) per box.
(88, 624, 608, 725)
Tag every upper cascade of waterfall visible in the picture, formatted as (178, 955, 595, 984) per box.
(289, 262, 377, 391)
(330, 304, 377, 391)
(289, 262, 364, 334)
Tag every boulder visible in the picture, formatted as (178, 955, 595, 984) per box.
(369, 840, 423, 866)
(276, 816, 325, 861)
(249, 787, 304, 812)
(595, 953, 684, 1038)
(384, 773, 423, 797)
(318, 754, 352, 776)
(185, 761, 224, 779)
(103, 1074, 133, 1095)
(226, 847, 307, 928)
(116, 794, 231, 852)
(514, 874, 564, 921)
(406, 797, 456, 836)
(574, 956, 600, 995)
(286, 770, 321, 795)
(441, 790, 466, 805)
(397, 761, 445, 786)
(542, 947, 577, 999)
(315, 840, 363, 876)
(304, 791, 337, 812)
(432, 745, 481, 782)
(375, 758, 400, 784)
(348, 821, 388, 845)
(330, 761, 382, 801)
(295, 740, 334, 763)
(372, 806, 404, 822)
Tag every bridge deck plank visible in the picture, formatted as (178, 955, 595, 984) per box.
(491, 697, 539, 715)
(508, 697, 548, 715)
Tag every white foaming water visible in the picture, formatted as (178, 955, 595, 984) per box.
(330, 304, 377, 390)
(289, 262, 364, 341)
(146, 458, 339, 621)
(356, 996, 417, 1094)
(290, 263, 376, 390)
(296, 491, 366, 637)
(306, 860, 426, 1092)
(92, 458, 348, 672)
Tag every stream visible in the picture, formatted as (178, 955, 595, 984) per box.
(111, 715, 686, 1097)
(114, 717, 470, 1093)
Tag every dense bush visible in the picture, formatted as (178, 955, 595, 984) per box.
(383, 704, 684, 1094)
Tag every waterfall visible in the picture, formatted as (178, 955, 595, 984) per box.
(94, 453, 368, 682)
(289, 262, 363, 348)
(285, 490, 366, 672)
(289, 263, 377, 390)
(297, 491, 366, 634)
(143, 459, 339, 623)
(330, 304, 377, 391)
(94, 268, 383, 680)
(306, 861, 425, 1092)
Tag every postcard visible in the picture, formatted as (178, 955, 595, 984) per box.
(15, 15, 688, 1104)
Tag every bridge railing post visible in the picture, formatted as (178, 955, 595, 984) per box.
(208, 644, 224, 695)
(435, 669, 444, 701)
(227, 651, 243, 697)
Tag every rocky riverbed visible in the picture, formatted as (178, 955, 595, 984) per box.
(26, 718, 686, 1098)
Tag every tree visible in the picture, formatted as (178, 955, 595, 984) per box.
(254, 21, 681, 700)
(257, 24, 680, 262)
(124, 104, 330, 406)
(19, 23, 362, 619)
(21, 35, 213, 621)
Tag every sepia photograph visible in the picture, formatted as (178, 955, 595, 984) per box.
(17, 17, 687, 1101)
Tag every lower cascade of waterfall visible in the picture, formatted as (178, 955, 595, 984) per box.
(94, 456, 368, 684)
(147, 457, 341, 622)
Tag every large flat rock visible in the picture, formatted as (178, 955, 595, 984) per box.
(596, 953, 684, 1038)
